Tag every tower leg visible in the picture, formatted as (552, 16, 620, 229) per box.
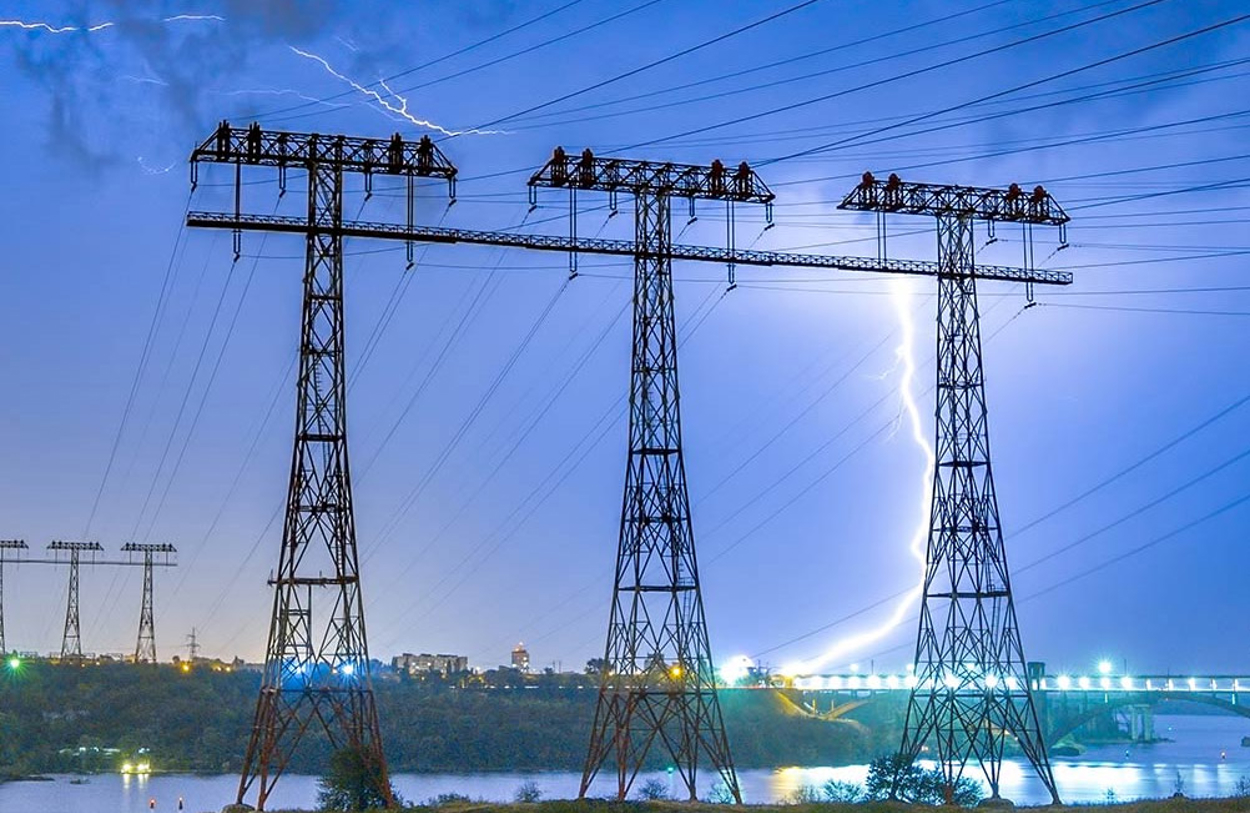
(236, 157, 391, 810)
(898, 214, 1059, 804)
(580, 191, 740, 803)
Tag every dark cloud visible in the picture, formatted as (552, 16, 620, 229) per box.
(5, 0, 354, 169)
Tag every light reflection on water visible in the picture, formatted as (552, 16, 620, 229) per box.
(2, 715, 1247, 811)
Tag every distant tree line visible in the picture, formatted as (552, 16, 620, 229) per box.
(0, 661, 901, 778)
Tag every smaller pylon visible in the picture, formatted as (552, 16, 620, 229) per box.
(0, 540, 29, 653)
(186, 627, 201, 661)
(122, 543, 177, 663)
(48, 541, 103, 661)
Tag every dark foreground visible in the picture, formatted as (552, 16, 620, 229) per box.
(260, 799, 1250, 813)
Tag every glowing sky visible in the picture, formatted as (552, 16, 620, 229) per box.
(1, 0, 1248, 676)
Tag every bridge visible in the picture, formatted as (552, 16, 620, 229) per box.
(777, 666, 1250, 746)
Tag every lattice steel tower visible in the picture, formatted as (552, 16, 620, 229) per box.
(841, 174, 1069, 803)
(122, 543, 176, 663)
(0, 540, 29, 653)
(189, 122, 457, 810)
(48, 541, 103, 661)
(531, 149, 773, 802)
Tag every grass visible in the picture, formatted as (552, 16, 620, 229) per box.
(261, 797, 1250, 813)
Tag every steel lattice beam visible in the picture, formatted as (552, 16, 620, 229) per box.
(839, 171, 1070, 225)
(192, 121, 456, 183)
(185, 212, 1072, 286)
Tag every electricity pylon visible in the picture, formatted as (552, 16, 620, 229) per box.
(840, 173, 1069, 804)
(528, 149, 779, 802)
(48, 541, 103, 661)
(189, 122, 457, 811)
(187, 122, 1073, 808)
(121, 543, 177, 663)
(0, 540, 29, 653)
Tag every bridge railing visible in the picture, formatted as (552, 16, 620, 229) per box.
(779, 673, 1249, 694)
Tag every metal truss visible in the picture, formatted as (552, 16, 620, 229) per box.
(185, 212, 1072, 286)
(188, 122, 462, 811)
(840, 174, 1065, 804)
(121, 543, 177, 663)
(530, 151, 766, 803)
(47, 541, 104, 660)
(186, 128, 1075, 808)
(0, 540, 28, 653)
(840, 171, 1070, 226)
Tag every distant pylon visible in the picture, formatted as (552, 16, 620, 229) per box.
(530, 149, 775, 803)
(840, 174, 1069, 804)
(0, 540, 29, 653)
(48, 541, 103, 661)
(186, 627, 201, 661)
(122, 543, 176, 663)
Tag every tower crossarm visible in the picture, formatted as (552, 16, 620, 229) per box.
(191, 121, 458, 181)
(529, 147, 774, 203)
(839, 172, 1070, 225)
(185, 211, 1072, 286)
(120, 543, 177, 554)
(47, 541, 104, 554)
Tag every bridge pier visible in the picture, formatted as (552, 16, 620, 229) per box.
(1125, 704, 1155, 742)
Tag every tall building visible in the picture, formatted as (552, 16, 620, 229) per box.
(511, 643, 530, 673)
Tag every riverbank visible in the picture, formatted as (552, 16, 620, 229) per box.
(262, 798, 1250, 813)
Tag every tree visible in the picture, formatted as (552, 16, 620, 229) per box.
(865, 753, 983, 807)
(585, 658, 608, 676)
(317, 746, 396, 811)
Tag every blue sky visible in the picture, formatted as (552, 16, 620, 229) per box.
(1, 0, 1248, 677)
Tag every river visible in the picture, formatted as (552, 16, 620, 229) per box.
(2, 714, 1247, 812)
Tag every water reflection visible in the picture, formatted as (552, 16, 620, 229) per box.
(1, 715, 1246, 811)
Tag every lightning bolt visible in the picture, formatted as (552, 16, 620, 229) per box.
(162, 14, 225, 23)
(290, 46, 508, 137)
(783, 277, 932, 675)
(2, 15, 222, 33)
(0, 19, 114, 33)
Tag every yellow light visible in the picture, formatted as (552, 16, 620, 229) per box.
(121, 762, 133, 774)
(180, 662, 191, 673)
(669, 665, 682, 678)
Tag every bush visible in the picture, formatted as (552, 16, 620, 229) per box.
(822, 779, 864, 803)
(786, 784, 823, 804)
(865, 752, 983, 806)
(427, 792, 471, 806)
(316, 747, 397, 811)
(636, 777, 670, 800)
(514, 780, 543, 803)
(704, 782, 738, 804)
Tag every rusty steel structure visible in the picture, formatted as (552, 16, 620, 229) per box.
(186, 124, 1072, 808)
(840, 172, 1070, 804)
(189, 121, 458, 810)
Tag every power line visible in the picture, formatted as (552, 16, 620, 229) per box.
(460, 0, 827, 133)
(619, 0, 1170, 151)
